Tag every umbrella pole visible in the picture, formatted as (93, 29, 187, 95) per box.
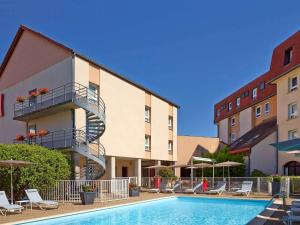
(212, 163, 215, 187)
(11, 163, 13, 204)
(191, 160, 193, 188)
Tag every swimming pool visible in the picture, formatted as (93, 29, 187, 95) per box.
(19, 197, 268, 225)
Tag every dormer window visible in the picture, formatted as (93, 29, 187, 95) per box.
(228, 102, 232, 111)
(284, 47, 293, 66)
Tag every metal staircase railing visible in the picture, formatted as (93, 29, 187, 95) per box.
(13, 82, 106, 179)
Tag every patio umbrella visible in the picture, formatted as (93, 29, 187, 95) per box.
(214, 161, 243, 178)
(0, 159, 34, 203)
(192, 157, 215, 186)
(193, 163, 212, 179)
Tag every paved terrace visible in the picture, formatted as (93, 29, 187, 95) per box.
(0, 192, 291, 225)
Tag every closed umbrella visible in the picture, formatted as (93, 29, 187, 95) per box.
(0, 159, 34, 203)
(145, 165, 169, 188)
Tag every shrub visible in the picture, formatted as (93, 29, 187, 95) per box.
(0, 144, 71, 200)
(202, 146, 245, 177)
(159, 168, 177, 180)
(251, 169, 267, 177)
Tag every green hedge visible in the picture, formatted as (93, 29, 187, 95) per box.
(0, 144, 71, 200)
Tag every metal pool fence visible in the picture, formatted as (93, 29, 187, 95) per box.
(40, 179, 129, 203)
(141, 177, 280, 195)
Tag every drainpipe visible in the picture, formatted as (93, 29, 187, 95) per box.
(71, 54, 75, 130)
(276, 128, 279, 174)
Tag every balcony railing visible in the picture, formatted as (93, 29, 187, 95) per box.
(14, 82, 105, 119)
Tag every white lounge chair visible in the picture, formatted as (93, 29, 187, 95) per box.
(183, 182, 203, 194)
(25, 189, 59, 210)
(206, 181, 226, 195)
(161, 182, 181, 193)
(148, 188, 160, 193)
(0, 191, 23, 216)
(234, 181, 253, 196)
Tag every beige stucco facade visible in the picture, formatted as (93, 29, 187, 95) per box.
(272, 66, 300, 173)
(0, 27, 178, 184)
(249, 132, 277, 175)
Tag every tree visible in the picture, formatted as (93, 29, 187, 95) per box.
(0, 144, 71, 200)
(200, 146, 245, 177)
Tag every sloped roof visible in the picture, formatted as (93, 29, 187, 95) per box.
(230, 117, 277, 153)
(0, 25, 179, 108)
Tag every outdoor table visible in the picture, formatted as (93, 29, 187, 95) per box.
(15, 200, 31, 210)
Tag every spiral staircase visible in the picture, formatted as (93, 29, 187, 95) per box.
(13, 82, 107, 180)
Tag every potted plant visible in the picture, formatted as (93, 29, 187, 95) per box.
(29, 91, 39, 98)
(15, 135, 25, 141)
(80, 184, 96, 205)
(37, 129, 49, 137)
(27, 132, 36, 139)
(16, 96, 26, 103)
(38, 88, 49, 95)
(129, 183, 140, 197)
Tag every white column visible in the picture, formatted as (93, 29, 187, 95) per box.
(155, 160, 161, 176)
(135, 158, 142, 186)
(72, 152, 81, 180)
(109, 156, 116, 179)
(174, 162, 181, 178)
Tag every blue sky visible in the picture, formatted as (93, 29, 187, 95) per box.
(1, 0, 300, 136)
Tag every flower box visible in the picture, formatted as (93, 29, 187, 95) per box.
(37, 129, 49, 137)
(38, 88, 49, 95)
(16, 96, 26, 103)
(15, 135, 25, 141)
(29, 92, 39, 97)
(27, 132, 36, 139)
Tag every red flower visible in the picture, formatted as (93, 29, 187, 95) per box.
(15, 135, 25, 141)
(29, 92, 39, 97)
(16, 96, 26, 103)
(27, 132, 36, 139)
(38, 88, 49, 95)
(37, 129, 49, 137)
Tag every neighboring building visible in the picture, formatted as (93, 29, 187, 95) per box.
(0, 25, 179, 185)
(214, 30, 300, 175)
(230, 118, 277, 176)
(177, 135, 222, 177)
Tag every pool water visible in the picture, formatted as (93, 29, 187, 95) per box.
(19, 197, 268, 225)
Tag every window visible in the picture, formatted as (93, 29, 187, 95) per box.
(242, 91, 249, 98)
(284, 48, 293, 66)
(265, 102, 270, 114)
(231, 133, 236, 142)
(168, 116, 173, 130)
(236, 97, 240, 107)
(231, 117, 236, 127)
(256, 106, 261, 117)
(288, 103, 298, 119)
(145, 135, 151, 151)
(288, 130, 298, 140)
(260, 81, 265, 90)
(252, 88, 257, 100)
(168, 141, 173, 152)
(145, 106, 151, 122)
(289, 76, 298, 92)
(228, 102, 232, 111)
(88, 83, 98, 104)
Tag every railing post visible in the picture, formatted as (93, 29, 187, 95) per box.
(257, 177, 261, 193)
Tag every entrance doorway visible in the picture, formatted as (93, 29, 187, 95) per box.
(122, 166, 128, 177)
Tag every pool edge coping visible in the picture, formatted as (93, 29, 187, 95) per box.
(3, 196, 176, 225)
(247, 202, 281, 225)
(3, 195, 272, 225)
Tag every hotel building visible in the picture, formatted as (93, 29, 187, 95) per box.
(0, 25, 179, 185)
(214, 30, 300, 176)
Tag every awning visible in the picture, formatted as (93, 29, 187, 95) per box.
(270, 138, 300, 152)
(192, 156, 215, 163)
